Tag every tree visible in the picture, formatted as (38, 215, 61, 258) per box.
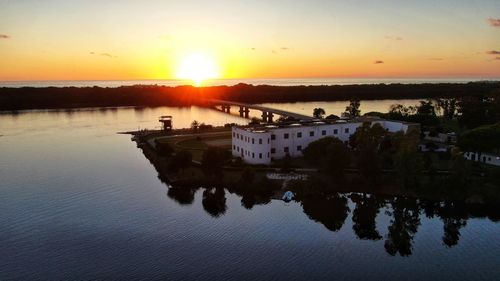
(201, 147, 231, 178)
(249, 117, 260, 125)
(191, 120, 199, 131)
(167, 150, 192, 173)
(313, 107, 326, 119)
(344, 98, 361, 118)
(303, 137, 338, 165)
(436, 98, 458, 120)
(325, 114, 340, 120)
(458, 123, 500, 155)
(349, 122, 387, 150)
(155, 140, 174, 157)
(323, 138, 350, 177)
(393, 129, 422, 189)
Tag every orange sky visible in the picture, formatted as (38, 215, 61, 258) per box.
(0, 0, 499, 82)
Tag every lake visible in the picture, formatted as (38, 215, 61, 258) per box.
(0, 103, 499, 280)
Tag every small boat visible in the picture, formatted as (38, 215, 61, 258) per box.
(282, 191, 294, 202)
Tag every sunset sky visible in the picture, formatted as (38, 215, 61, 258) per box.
(0, 0, 499, 81)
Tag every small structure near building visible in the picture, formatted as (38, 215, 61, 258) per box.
(464, 152, 500, 167)
(159, 116, 173, 131)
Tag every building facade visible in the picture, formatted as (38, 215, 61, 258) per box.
(463, 152, 500, 167)
(232, 117, 419, 165)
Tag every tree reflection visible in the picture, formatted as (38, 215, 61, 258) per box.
(167, 186, 197, 205)
(202, 187, 227, 217)
(351, 193, 383, 240)
(384, 197, 421, 256)
(302, 193, 350, 232)
(438, 201, 468, 247)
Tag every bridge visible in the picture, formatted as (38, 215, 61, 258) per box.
(207, 99, 314, 122)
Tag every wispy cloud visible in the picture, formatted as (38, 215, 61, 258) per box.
(374, 60, 384, 64)
(90, 51, 117, 58)
(486, 50, 500, 55)
(0, 34, 10, 39)
(384, 35, 403, 41)
(280, 47, 290, 50)
(487, 18, 500, 27)
(428, 58, 444, 61)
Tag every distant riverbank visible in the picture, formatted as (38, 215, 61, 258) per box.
(1, 82, 499, 110)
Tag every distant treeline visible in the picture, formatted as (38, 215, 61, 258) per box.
(1, 82, 499, 110)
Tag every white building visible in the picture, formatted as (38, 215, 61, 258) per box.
(463, 152, 500, 167)
(232, 117, 419, 165)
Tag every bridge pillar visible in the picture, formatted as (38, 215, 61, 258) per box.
(261, 111, 274, 123)
(223, 105, 230, 113)
(239, 106, 250, 118)
(267, 112, 274, 123)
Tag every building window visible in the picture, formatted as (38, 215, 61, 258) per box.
(284, 133, 289, 139)
(310, 131, 314, 137)
(233, 145, 236, 150)
(271, 148, 276, 154)
(259, 138, 263, 144)
(334, 129, 338, 134)
(233, 132, 235, 137)
(259, 153, 262, 159)
(252, 138, 254, 144)
(322, 130, 326, 136)
(345, 128, 349, 134)
(271, 134, 276, 140)
(267, 152, 270, 158)
(237, 147, 240, 152)
(297, 132, 302, 138)
(297, 145, 302, 151)
(252, 153, 255, 158)
(488, 157, 491, 161)
(284, 147, 289, 153)
(268, 138, 270, 144)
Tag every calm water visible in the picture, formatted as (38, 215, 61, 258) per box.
(0, 77, 491, 88)
(1, 105, 499, 280)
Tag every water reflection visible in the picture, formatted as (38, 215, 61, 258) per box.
(302, 194, 350, 232)
(351, 193, 383, 240)
(162, 180, 499, 257)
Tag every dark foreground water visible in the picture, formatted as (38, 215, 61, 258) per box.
(0, 106, 499, 280)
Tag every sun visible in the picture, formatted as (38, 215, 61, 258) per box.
(176, 53, 219, 86)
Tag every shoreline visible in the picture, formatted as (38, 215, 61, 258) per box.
(1, 82, 499, 111)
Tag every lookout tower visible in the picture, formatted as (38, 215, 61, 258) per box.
(159, 116, 173, 131)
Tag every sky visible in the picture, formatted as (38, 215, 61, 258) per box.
(0, 0, 499, 81)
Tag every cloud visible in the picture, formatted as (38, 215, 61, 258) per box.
(487, 18, 500, 27)
(90, 51, 117, 58)
(0, 34, 10, 39)
(486, 50, 500, 55)
(374, 60, 384, 64)
(251, 47, 256, 51)
(385, 35, 403, 41)
(428, 58, 444, 61)
(280, 47, 290, 50)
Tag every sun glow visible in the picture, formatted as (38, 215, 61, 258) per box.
(176, 53, 219, 86)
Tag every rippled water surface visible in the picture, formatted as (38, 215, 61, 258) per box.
(0, 106, 499, 280)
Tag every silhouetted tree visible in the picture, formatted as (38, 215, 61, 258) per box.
(313, 107, 326, 119)
(344, 98, 361, 118)
(167, 150, 192, 173)
(201, 147, 231, 178)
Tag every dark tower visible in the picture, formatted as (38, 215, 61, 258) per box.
(159, 116, 173, 131)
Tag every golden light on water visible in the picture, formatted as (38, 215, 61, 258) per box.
(176, 53, 220, 86)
